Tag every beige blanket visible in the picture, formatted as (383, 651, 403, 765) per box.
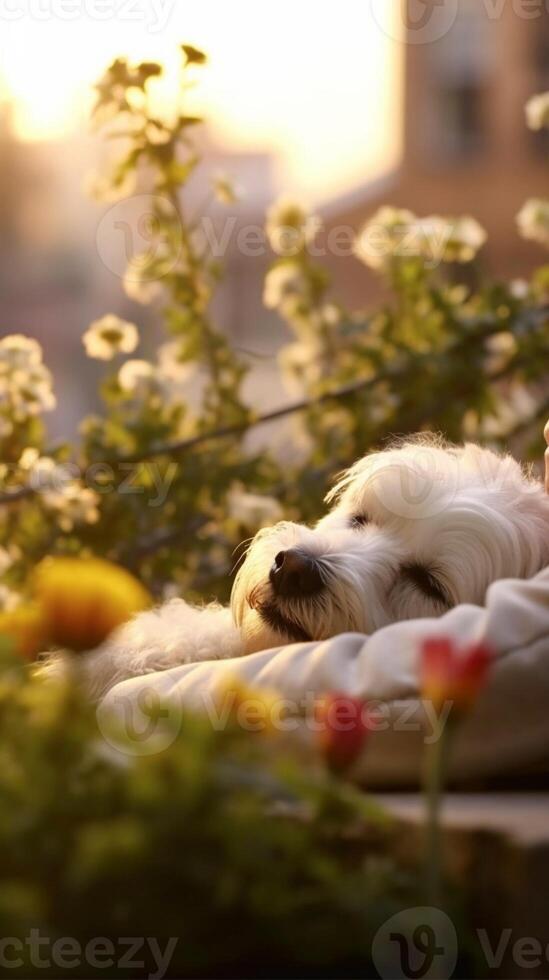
(100, 568, 549, 786)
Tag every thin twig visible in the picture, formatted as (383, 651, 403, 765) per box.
(115, 516, 208, 566)
(106, 307, 549, 464)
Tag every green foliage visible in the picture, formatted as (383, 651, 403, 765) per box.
(0, 666, 419, 977)
(0, 45, 547, 608)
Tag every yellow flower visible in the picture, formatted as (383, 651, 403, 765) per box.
(33, 558, 151, 653)
(0, 604, 45, 660)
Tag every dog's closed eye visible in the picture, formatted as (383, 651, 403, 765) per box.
(400, 562, 451, 607)
(350, 514, 371, 529)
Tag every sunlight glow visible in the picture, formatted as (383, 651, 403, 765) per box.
(0, 1, 401, 199)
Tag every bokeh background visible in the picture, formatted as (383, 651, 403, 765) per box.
(0, 0, 547, 439)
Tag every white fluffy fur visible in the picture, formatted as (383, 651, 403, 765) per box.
(41, 438, 549, 700)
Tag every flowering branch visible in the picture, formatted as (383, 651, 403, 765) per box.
(0, 322, 547, 511)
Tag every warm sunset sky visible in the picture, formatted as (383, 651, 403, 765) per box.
(0, 0, 402, 200)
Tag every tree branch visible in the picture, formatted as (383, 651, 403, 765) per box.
(1, 308, 547, 506)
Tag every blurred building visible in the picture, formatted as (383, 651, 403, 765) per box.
(0, 106, 279, 436)
(323, 0, 549, 308)
(2, 4, 548, 439)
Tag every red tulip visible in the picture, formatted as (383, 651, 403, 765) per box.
(421, 637, 493, 715)
(315, 692, 370, 773)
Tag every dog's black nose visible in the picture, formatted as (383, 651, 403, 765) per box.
(269, 549, 323, 598)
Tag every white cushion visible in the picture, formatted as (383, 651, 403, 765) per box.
(100, 568, 549, 785)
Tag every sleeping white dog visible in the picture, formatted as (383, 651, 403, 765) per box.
(46, 437, 549, 700)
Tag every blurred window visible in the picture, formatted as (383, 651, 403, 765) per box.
(426, 2, 491, 162)
(436, 83, 485, 160)
(531, 30, 549, 158)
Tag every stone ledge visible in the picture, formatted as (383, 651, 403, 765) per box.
(377, 792, 549, 979)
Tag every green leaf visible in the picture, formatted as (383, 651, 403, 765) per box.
(178, 115, 203, 130)
(182, 44, 207, 66)
(136, 61, 162, 84)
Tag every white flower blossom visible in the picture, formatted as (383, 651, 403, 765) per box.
(19, 447, 39, 469)
(118, 348, 199, 406)
(321, 304, 341, 328)
(20, 449, 76, 492)
(227, 484, 283, 529)
(517, 199, 549, 248)
(0, 335, 56, 423)
(355, 209, 486, 269)
(412, 215, 487, 264)
(0, 584, 21, 612)
(43, 483, 100, 532)
(440, 216, 487, 263)
(32, 458, 76, 493)
(510, 279, 529, 300)
(354, 207, 417, 270)
(525, 92, 549, 131)
(83, 315, 139, 361)
(265, 196, 319, 256)
(278, 339, 324, 391)
(123, 254, 167, 305)
(480, 385, 537, 438)
(263, 263, 306, 312)
(484, 331, 518, 374)
(0, 416, 13, 439)
(157, 342, 194, 383)
(0, 335, 42, 371)
(10, 367, 57, 418)
(118, 359, 156, 399)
